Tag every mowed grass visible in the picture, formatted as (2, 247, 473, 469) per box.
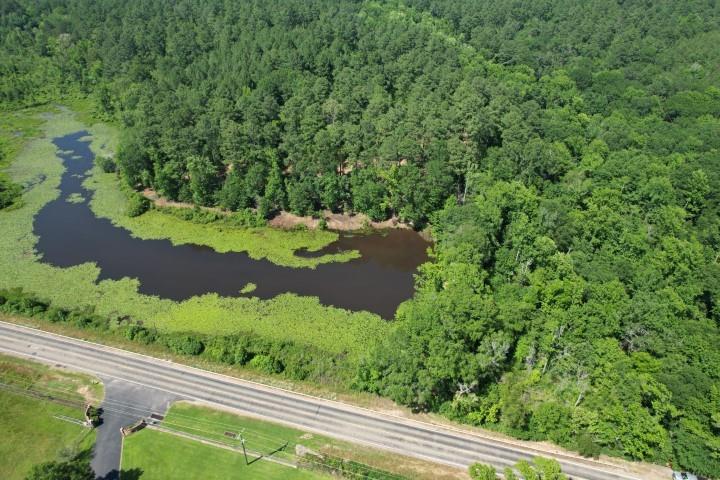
(0, 354, 101, 480)
(160, 401, 336, 456)
(154, 402, 461, 480)
(121, 428, 323, 480)
(0, 106, 390, 359)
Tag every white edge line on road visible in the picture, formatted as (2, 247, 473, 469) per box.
(0, 321, 643, 480)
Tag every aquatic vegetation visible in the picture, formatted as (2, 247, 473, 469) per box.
(65, 192, 85, 204)
(85, 164, 360, 268)
(152, 293, 384, 357)
(0, 108, 44, 211)
(74, 117, 359, 267)
(0, 108, 389, 363)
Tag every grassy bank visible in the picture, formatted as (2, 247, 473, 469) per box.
(0, 354, 101, 480)
(86, 169, 360, 268)
(0, 106, 389, 363)
(0, 311, 384, 401)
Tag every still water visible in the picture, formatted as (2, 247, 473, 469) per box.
(33, 131, 430, 318)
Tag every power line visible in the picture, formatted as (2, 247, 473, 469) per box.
(0, 378, 408, 480)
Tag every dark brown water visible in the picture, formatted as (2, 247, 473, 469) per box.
(33, 131, 430, 318)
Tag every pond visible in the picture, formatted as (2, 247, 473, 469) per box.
(33, 131, 430, 319)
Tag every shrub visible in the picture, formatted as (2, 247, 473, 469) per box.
(576, 432, 602, 459)
(26, 457, 94, 480)
(164, 334, 204, 356)
(248, 354, 276, 374)
(469, 463, 496, 480)
(232, 336, 254, 365)
(96, 155, 116, 173)
(45, 306, 69, 323)
(156, 205, 266, 228)
(124, 324, 157, 344)
(257, 196, 272, 219)
(528, 402, 572, 444)
(68, 310, 108, 330)
(0, 175, 22, 209)
(86, 406, 102, 426)
(227, 208, 266, 228)
(126, 193, 150, 217)
(0, 288, 49, 315)
(204, 337, 235, 364)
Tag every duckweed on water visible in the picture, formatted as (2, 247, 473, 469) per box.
(0, 107, 389, 361)
(86, 169, 360, 268)
(65, 192, 85, 203)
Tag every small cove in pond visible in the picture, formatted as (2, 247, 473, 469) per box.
(33, 132, 430, 319)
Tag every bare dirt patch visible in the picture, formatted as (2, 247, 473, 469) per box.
(142, 189, 228, 215)
(142, 188, 415, 232)
(269, 209, 412, 232)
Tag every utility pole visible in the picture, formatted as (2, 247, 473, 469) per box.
(239, 432, 249, 465)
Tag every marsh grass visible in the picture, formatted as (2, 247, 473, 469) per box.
(85, 169, 360, 268)
(0, 106, 389, 361)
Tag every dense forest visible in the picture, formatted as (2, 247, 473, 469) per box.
(1, 0, 719, 476)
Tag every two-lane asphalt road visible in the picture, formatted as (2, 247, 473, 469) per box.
(0, 321, 653, 480)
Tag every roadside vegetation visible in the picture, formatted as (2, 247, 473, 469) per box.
(0, 283, 380, 387)
(1, 0, 720, 477)
(469, 458, 567, 480)
(0, 354, 101, 480)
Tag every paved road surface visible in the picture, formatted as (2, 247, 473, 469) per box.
(0, 321, 653, 480)
(92, 377, 179, 480)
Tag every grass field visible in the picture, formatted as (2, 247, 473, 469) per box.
(145, 402, 464, 480)
(0, 354, 101, 480)
(0, 105, 390, 360)
(121, 428, 323, 480)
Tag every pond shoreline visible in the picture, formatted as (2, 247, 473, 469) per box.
(141, 187, 422, 234)
(33, 130, 429, 319)
(0, 107, 392, 364)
